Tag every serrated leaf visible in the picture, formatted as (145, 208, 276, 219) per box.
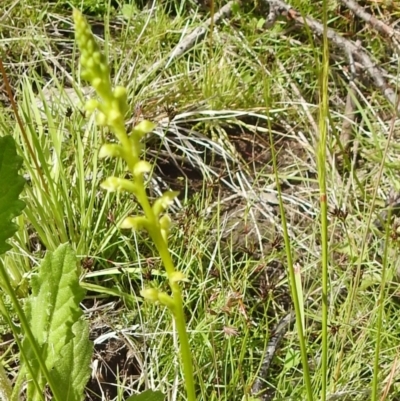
(51, 319, 93, 401)
(25, 244, 85, 368)
(0, 135, 26, 255)
(126, 390, 165, 401)
(22, 244, 92, 400)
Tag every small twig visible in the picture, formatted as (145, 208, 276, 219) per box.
(340, 0, 400, 53)
(165, 1, 234, 67)
(0, 0, 20, 23)
(262, 0, 400, 114)
(265, 2, 279, 29)
(340, 88, 357, 149)
(380, 356, 399, 401)
(251, 311, 295, 400)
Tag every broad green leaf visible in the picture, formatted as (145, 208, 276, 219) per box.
(23, 244, 91, 400)
(25, 244, 85, 357)
(51, 319, 92, 401)
(0, 135, 25, 255)
(126, 390, 165, 401)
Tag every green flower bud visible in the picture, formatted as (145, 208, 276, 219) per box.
(132, 120, 156, 139)
(114, 86, 127, 99)
(99, 144, 124, 158)
(73, 9, 112, 100)
(159, 214, 172, 244)
(86, 39, 95, 54)
(91, 77, 103, 90)
(120, 216, 149, 231)
(153, 191, 179, 216)
(86, 57, 95, 69)
(85, 99, 99, 112)
(170, 271, 188, 283)
(114, 86, 128, 115)
(100, 177, 137, 193)
(80, 70, 91, 81)
(92, 51, 102, 64)
(133, 161, 151, 178)
(95, 112, 107, 126)
(108, 109, 123, 125)
(157, 292, 176, 312)
(100, 63, 109, 73)
(140, 288, 159, 302)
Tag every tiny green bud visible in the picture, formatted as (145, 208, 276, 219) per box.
(100, 63, 109, 74)
(96, 112, 107, 126)
(86, 39, 95, 54)
(132, 120, 156, 139)
(159, 214, 172, 244)
(120, 216, 149, 230)
(74, 9, 112, 99)
(80, 50, 88, 61)
(92, 77, 103, 91)
(114, 86, 127, 99)
(99, 144, 124, 158)
(157, 292, 176, 312)
(108, 109, 123, 125)
(159, 214, 171, 230)
(153, 191, 179, 216)
(92, 51, 102, 64)
(140, 288, 159, 302)
(170, 271, 188, 283)
(114, 86, 128, 114)
(133, 161, 151, 177)
(86, 57, 96, 69)
(100, 177, 137, 193)
(85, 99, 99, 112)
(81, 70, 92, 82)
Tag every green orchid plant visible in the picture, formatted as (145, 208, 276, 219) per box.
(73, 9, 196, 401)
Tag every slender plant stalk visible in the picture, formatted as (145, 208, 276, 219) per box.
(73, 10, 196, 400)
(318, 0, 329, 399)
(370, 110, 398, 401)
(102, 132, 195, 399)
(152, 233, 196, 400)
(267, 111, 313, 401)
(370, 214, 389, 401)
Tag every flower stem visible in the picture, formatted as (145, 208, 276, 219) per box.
(73, 10, 196, 398)
(116, 121, 196, 400)
(152, 232, 196, 401)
